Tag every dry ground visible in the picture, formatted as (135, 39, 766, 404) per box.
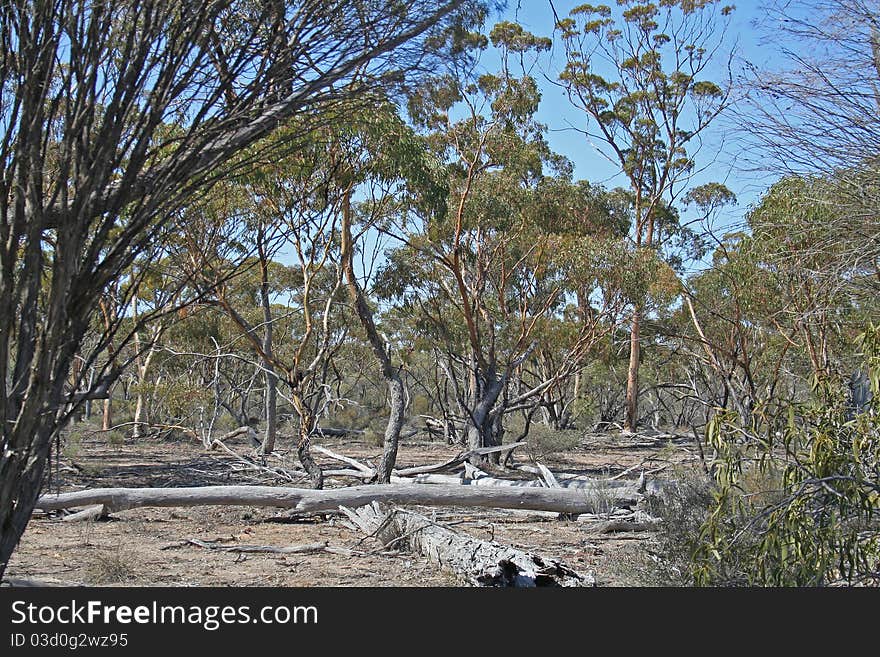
(4, 428, 697, 587)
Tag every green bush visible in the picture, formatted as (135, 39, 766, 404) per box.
(62, 427, 87, 460)
(505, 416, 581, 461)
(106, 430, 125, 448)
(643, 467, 769, 586)
(693, 325, 880, 586)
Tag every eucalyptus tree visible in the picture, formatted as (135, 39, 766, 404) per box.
(554, 0, 735, 430)
(0, 0, 476, 576)
(736, 0, 880, 325)
(668, 175, 880, 586)
(377, 22, 624, 460)
(196, 124, 355, 488)
(333, 101, 447, 482)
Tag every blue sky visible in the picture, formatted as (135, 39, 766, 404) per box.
(484, 0, 777, 252)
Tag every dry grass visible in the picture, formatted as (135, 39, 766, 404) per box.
(86, 547, 139, 584)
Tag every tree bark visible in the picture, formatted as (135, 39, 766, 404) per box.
(341, 502, 592, 586)
(0, 421, 57, 579)
(258, 231, 278, 456)
(132, 343, 156, 439)
(297, 419, 323, 490)
(466, 372, 505, 464)
(131, 289, 158, 440)
(84, 367, 95, 421)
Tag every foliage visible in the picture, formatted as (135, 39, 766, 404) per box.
(5, 1, 878, 588)
(504, 416, 582, 462)
(555, 0, 735, 429)
(630, 468, 717, 586)
(694, 325, 880, 586)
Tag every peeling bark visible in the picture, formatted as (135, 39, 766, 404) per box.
(341, 502, 592, 587)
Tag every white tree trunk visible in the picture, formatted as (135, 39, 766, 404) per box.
(341, 502, 592, 587)
(36, 483, 639, 516)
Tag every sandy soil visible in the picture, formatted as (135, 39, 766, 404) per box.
(4, 429, 696, 587)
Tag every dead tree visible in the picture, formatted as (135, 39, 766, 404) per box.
(35, 483, 639, 516)
(342, 503, 591, 586)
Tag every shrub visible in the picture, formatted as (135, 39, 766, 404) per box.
(505, 416, 581, 461)
(62, 428, 86, 460)
(106, 430, 125, 448)
(87, 548, 138, 584)
(693, 325, 880, 586)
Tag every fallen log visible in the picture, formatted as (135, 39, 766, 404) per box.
(217, 426, 259, 443)
(341, 502, 592, 587)
(390, 471, 639, 495)
(390, 473, 466, 485)
(325, 468, 376, 479)
(62, 504, 107, 522)
(514, 464, 603, 480)
(35, 483, 640, 516)
(393, 454, 471, 477)
(312, 445, 375, 476)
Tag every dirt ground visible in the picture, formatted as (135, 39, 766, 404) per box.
(4, 429, 697, 587)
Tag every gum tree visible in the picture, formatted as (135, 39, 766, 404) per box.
(378, 22, 623, 460)
(554, 0, 734, 430)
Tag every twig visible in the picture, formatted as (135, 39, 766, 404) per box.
(161, 538, 358, 556)
(211, 438, 307, 483)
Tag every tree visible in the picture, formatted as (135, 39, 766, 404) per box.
(333, 101, 445, 482)
(738, 0, 880, 175)
(680, 1, 880, 584)
(378, 22, 622, 460)
(736, 0, 880, 308)
(0, 0, 475, 577)
(694, 324, 880, 586)
(554, 0, 734, 430)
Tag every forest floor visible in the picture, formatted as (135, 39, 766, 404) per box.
(4, 427, 699, 587)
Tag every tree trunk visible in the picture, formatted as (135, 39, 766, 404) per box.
(102, 397, 112, 432)
(132, 393, 144, 438)
(0, 415, 58, 579)
(297, 414, 323, 489)
(466, 373, 505, 465)
(340, 190, 404, 483)
(263, 369, 278, 454)
(132, 345, 155, 440)
(624, 307, 641, 431)
(378, 375, 406, 482)
(341, 503, 592, 586)
(84, 367, 94, 421)
(258, 227, 278, 455)
(36, 482, 638, 516)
